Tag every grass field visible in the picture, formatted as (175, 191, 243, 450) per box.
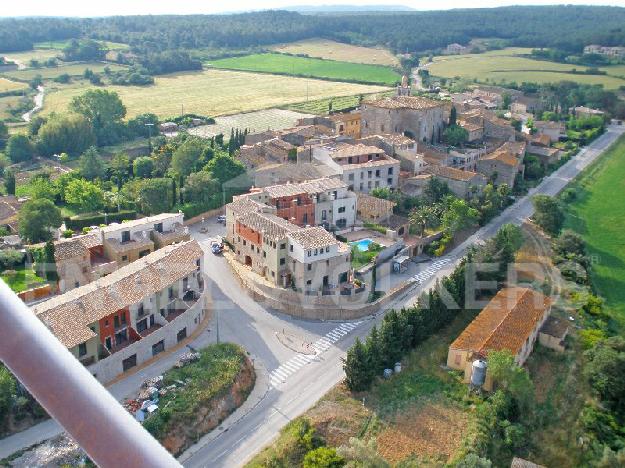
(0, 49, 60, 65)
(42, 69, 390, 119)
(209, 53, 401, 86)
(286, 90, 394, 115)
(34, 40, 129, 51)
(0, 266, 47, 293)
(0, 95, 25, 120)
(563, 134, 625, 325)
(2, 62, 126, 81)
(427, 48, 625, 89)
(271, 38, 400, 67)
(0, 78, 28, 93)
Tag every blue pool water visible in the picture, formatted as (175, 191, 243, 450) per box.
(350, 238, 374, 252)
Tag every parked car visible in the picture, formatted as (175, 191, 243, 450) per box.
(216, 215, 226, 224)
(210, 240, 223, 254)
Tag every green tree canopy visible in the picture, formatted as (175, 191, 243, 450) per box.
(442, 198, 479, 234)
(171, 138, 206, 178)
(443, 124, 469, 147)
(6, 134, 35, 163)
(133, 156, 154, 178)
(137, 178, 172, 215)
(0, 121, 9, 149)
(184, 171, 220, 205)
(18, 198, 62, 242)
(36, 114, 95, 157)
(79, 146, 106, 180)
(302, 447, 345, 468)
(532, 194, 564, 235)
(584, 336, 625, 417)
(65, 179, 105, 213)
(205, 153, 246, 186)
(69, 89, 126, 146)
(110, 152, 130, 189)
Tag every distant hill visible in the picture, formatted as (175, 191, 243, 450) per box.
(282, 5, 416, 13)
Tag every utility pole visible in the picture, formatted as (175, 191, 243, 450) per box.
(145, 123, 154, 154)
(215, 307, 220, 344)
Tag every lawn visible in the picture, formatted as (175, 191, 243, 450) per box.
(0, 266, 47, 293)
(0, 78, 28, 93)
(41, 69, 390, 119)
(563, 134, 625, 325)
(2, 62, 127, 81)
(427, 48, 625, 89)
(209, 53, 401, 86)
(271, 38, 400, 67)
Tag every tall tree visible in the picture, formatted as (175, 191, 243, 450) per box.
(133, 156, 154, 178)
(137, 178, 172, 215)
(4, 170, 15, 196)
(205, 153, 246, 186)
(18, 198, 62, 242)
(110, 152, 130, 190)
(78, 146, 106, 180)
(6, 134, 35, 163)
(69, 89, 126, 146)
(36, 113, 95, 157)
(65, 179, 105, 213)
(171, 138, 205, 178)
(532, 194, 564, 235)
(343, 338, 371, 392)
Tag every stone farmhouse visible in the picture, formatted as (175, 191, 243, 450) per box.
(533, 120, 566, 143)
(33, 240, 205, 383)
(238, 138, 296, 169)
(361, 95, 449, 144)
(425, 165, 488, 198)
(55, 213, 190, 293)
(447, 287, 551, 390)
(476, 141, 526, 188)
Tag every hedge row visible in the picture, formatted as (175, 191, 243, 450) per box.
(64, 210, 137, 231)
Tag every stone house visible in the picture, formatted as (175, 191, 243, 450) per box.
(361, 96, 448, 144)
(477, 144, 524, 188)
(527, 144, 563, 168)
(538, 315, 569, 353)
(360, 134, 427, 175)
(533, 120, 566, 143)
(252, 162, 338, 188)
(572, 106, 605, 119)
(356, 193, 395, 224)
(311, 143, 400, 194)
(238, 138, 296, 169)
(33, 240, 205, 383)
(447, 287, 551, 390)
(330, 112, 361, 138)
(510, 96, 543, 115)
(462, 109, 516, 141)
(425, 165, 487, 198)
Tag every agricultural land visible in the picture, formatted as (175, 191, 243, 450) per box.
(0, 78, 27, 93)
(427, 48, 625, 89)
(563, 135, 625, 326)
(2, 62, 126, 81)
(40, 69, 390, 118)
(209, 53, 401, 86)
(270, 38, 400, 66)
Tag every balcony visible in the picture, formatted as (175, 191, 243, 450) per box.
(151, 224, 190, 249)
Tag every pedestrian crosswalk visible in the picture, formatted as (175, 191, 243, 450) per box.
(269, 321, 361, 388)
(412, 258, 451, 284)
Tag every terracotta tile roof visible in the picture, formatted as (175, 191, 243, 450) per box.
(365, 95, 445, 110)
(540, 315, 568, 339)
(236, 211, 299, 242)
(460, 121, 483, 133)
(262, 177, 346, 199)
(534, 120, 564, 130)
(426, 165, 484, 182)
(450, 287, 551, 357)
(481, 149, 520, 167)
(254, 163, 338, 186)
(227, 196, 265, 216)
(532, 134, 552, 147)
(356, 192, 396, 213)
(501, 141, 527, 157)
(329, 112, 360, 122)
(329, 143, 385, 159)
(344, 158, 399, 169)
(288, 226, 339, 250)
(33, 240, 203, 349)
(54, 232, 102, 261)
(361, 133, 416, 147)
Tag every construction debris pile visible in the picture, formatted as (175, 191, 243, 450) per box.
(7, 434, 87, 467)
(123, 353, 199, 422)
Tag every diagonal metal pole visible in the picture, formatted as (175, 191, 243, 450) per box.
(0, 280, 181, 468)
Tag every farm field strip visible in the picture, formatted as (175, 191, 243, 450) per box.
(270, 38, 400, 66)
(1, 62, 127, 80)
(189, 108, 314, 138)
(41, 69, 390, 118)
(0, 77, 28, 93)
(563, 134, 625, 324)
(208, 53, 401, 86)
(428, 48, 625, 89)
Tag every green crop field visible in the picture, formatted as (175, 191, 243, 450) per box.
(271, 38, 400, 67)
(286, 90, 394, 115)
(0, 78, 28, 93)
(209, 53, 401, 86)
(42, 69, 390, 118)
(0, 48, 60, 65)
(427, 48, 625, 89)
(34, 40, 129, 51)
(563, 135, 625, 326)
(1, 62, 126, 81)
(0, 95, 24, 120)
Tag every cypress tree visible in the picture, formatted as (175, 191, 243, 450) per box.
(365, 325, 382, 377)
(343, 337, 370, 392)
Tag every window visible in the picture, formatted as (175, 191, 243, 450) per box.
(307, 264, 312, 271)
(121, 230, 130, 243)
(375, 169, 380, 177)
(280, 258, 285, 265)
(280, 243, 286, 249)
(121, 255, 128, 262)
(290, 245, 293, 252)
(114, 316, 120, 328)
(387, 178, 393, 185)
(271, 271, 275, 277)
(368, 155, 373, 161)
(168, 287, 174, 299)
(302, 213, 308, 224)
(152, 340, 165, 356)
(326, 246, 330, 253)
(139, 249, 151, 258)
(136, 318, 147, 333)
(338, 206, 345, 213)
(177, 328, 187, 342)
(78, 343, 87, 357)
(263, 251, 266, 258)
(138, 303, 144, 317)
(306, 280, 312, 285)
(243, 239, 246, 246)
(154, 223, 163, 233)
(321, 210, 327, 220)
(348, 156, 353, 164)
(375, 181, 380, 188)
(348, 173, 354, 181)
(359, 183, 364, 191)
(82, 266, 88, 274)
(75, 281, 80, 288)
(308, 251, 311, 257)
(314, 249, 318, 255)
(368, 181, 372, 188)
(122, 354, 137, 371)
(367, 171, 372, 178)
(360, 172, 364, 179)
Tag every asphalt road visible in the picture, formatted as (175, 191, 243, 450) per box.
(182, 124, 625, 467)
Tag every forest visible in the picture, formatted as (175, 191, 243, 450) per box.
(2, 6, 625, 55)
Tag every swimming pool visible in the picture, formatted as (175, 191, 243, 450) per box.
(350, 238, 374, 252)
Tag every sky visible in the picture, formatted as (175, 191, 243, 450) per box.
(2, 0, 624, 18)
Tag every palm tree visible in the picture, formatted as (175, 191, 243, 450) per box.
(409, 205, 435, 237)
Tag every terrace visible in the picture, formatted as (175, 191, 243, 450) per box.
(151, 224, 190, 249)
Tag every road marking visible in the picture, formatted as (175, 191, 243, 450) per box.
(269, 321, 361, 388)
(212, 449, 229, 462)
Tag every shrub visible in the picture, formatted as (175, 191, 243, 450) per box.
(64, 210, 136, 231)
(62, 229, 74, 238)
